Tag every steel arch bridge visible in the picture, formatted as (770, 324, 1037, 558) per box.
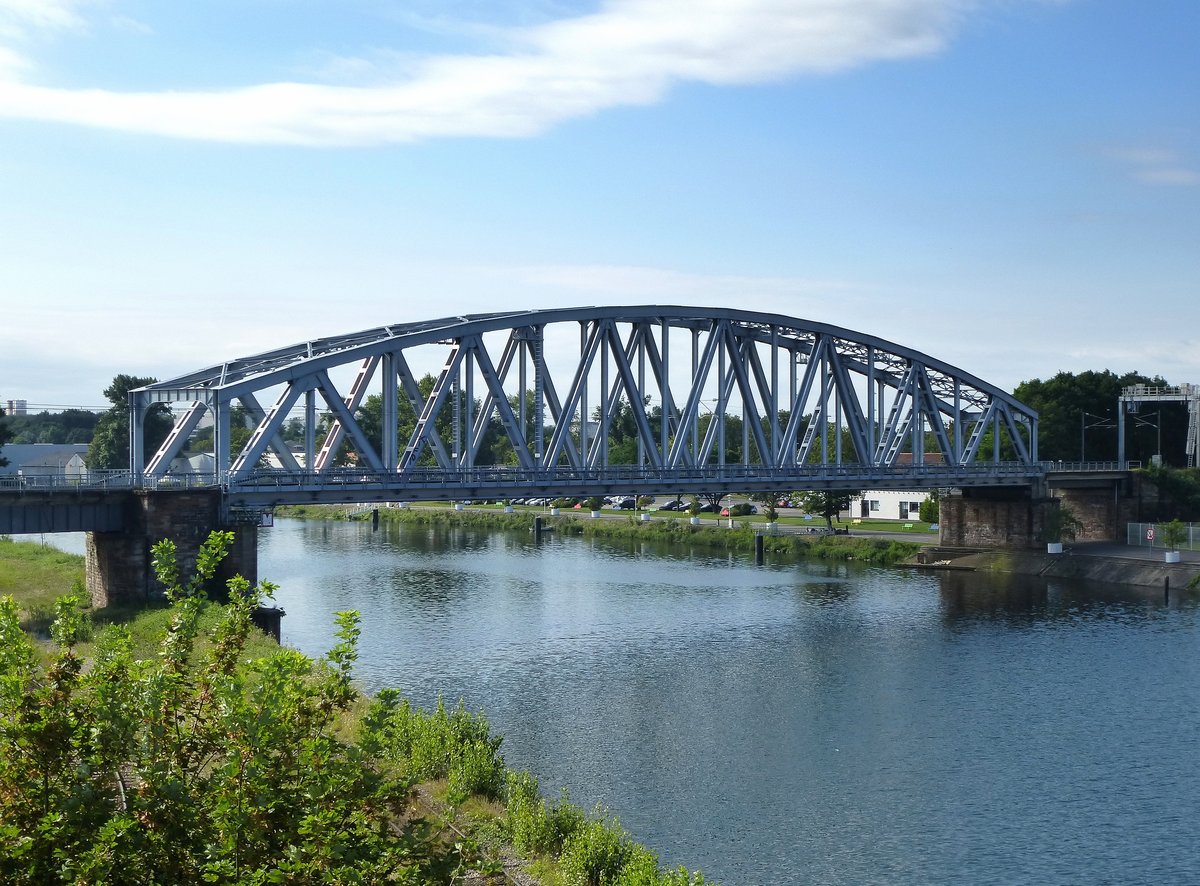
(130, 306, 1040, 509)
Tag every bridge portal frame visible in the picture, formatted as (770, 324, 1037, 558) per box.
(1118, 384, 1200, 468)
(129, 306, 1040, 507)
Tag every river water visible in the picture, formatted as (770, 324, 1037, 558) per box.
(253, 517, 1198, 884)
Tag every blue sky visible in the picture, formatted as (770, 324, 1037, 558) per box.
(1, 0, 1196, 410)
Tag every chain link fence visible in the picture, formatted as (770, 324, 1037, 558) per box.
(1127, 522, 1199, 551)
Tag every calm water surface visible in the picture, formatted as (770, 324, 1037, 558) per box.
(259, 518, 1199, 885)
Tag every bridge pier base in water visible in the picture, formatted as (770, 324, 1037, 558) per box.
(86, 490, 257, 608)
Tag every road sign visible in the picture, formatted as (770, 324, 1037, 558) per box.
(1147, 527, 1155, 542)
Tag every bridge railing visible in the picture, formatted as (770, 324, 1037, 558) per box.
(1040, 461, 1125, 473)
(0, 471, 136, 492)
(0, 471, 222, 493)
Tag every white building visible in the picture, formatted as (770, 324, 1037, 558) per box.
(846, 489, 931, 521)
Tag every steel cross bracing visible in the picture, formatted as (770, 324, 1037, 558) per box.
(129, 306, 1041, 507)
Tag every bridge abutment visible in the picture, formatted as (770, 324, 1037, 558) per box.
(86, 491, 257, 608)
(1050, 485, 1130, 543)
(941, 474, 1144, 549)
(940, 488, 1041, 549)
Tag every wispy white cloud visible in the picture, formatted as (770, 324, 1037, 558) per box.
(0, 0, 967, 145)
(0, 0, 91, 38)
(0, 43, 26, 78)
(1111, 147, 1199, 187)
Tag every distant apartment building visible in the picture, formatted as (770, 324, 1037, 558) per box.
(5, 399, 28, 416)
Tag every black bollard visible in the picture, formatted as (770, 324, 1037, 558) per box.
(755, 533, 764, 566)
(372, 508, 380, 530)
(1165, 575, 1170, 605)
(534, 515, 543, 541)
(250, 606, 286, 643)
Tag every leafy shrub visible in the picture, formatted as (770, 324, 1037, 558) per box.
(0, 532, 427, 883)
(364, 692, 506, 805)
(505, 771, 585, 857)
(559, 811, 631, 886)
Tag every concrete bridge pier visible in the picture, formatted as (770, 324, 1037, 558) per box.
(86, 490, 257, 608)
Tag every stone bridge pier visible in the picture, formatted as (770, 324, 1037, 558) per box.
(939, 487, 1043, 549)
(939, 472, 1138, 550)
(86, 490, 257, 608)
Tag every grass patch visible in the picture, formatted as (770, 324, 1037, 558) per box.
(0, 535, 87, 616)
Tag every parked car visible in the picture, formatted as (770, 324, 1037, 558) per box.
(616, 498, 636, 509)
(657, 499, 685, 512)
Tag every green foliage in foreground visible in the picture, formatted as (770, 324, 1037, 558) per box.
(0, 532, 714, 885)
(506, 773, 707, 886)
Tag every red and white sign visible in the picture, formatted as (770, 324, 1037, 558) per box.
(1146, 527, 1155, 542)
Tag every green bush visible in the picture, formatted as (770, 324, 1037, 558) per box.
(0, 532, 430, 884)
(506, 771, 585, 857)
(560, 812, 632, 886)
(363, 692, 506, 805)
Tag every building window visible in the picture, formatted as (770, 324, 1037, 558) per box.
(869, 500, 880, 512)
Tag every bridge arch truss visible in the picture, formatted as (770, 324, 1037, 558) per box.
(131, 306, 1040, 505)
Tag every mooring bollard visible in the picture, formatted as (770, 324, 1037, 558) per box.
(372, 508, 379, 530)
(755, 533, 764, 565)
(534, 515, 543, 540)
(250, 606, 286, 643)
